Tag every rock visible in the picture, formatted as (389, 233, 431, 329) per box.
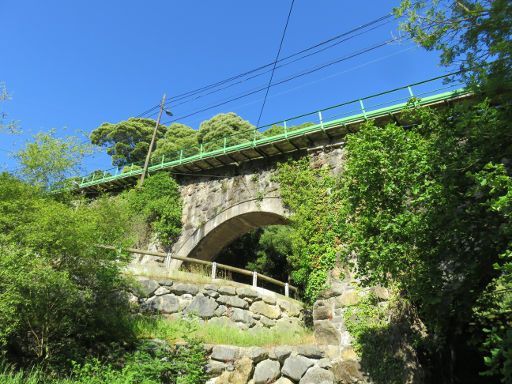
(373, 286, 390, 301)
(205, 284, 218, 291)
(259, 315, 276, 328)
(313, 301, 333, 321)
(158, 279, 173, 286)
(274, 378, 294, 384)
(144, 295, 179, 313)
(318, 283, 345, 299)
(214, 305, 227, 317)
(218, 295, 249, 309)
(314, 320, 341, 345)
(211, 345, 239, 362)
(136, 279, 160, 297)
(262, 295, 276, 305)
(185, 295, 218, 318)
(218, 286, 236, 295)
(253, 359, 280, 384)
(297, 345, 324, 359)
(215, 357, 254, 384)
(236, 287, 259, 299)
(271, 346, 292, 363)
(231, 308, 254, 325)
(206, 359, 227, 375)
(276, 317, 300, 330)
(299, 367, 334, 384)
(281, 355, 315, 381)
(243, 347, 268, 364)
(154, 286, 170, 296)
(170, 283, 199, 295)
(335, 290, 360, 307)
(250, 301, 281, 319)
(126, 292, 139, 305)
(317, 358, 332, 369)
(331, 359, 364, 384)
(278, 300, 302, 317)
(204, 290, 220, 299)
(340, 347, 358, 361)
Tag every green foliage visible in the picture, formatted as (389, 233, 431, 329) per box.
(198, 113, 255, 150)
(0, 173, 134, 366)
(16, 130, 93, 189)
(152, 123, 198, 161)
(0, 82, 19, 134)
(395, 0, 512, 97)
(90, 118, 166, 167)
(125, 172, 182, 246)
(276, 158, 342, 301)
(344, 292, 425, 384)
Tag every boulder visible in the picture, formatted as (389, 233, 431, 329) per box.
(250, 301, 281, 319)
(170, 283, 199, 295)
(281, 355, 315, 381)
(243, 347, 268, 364)
(218, 286, 236, 295)
(262, 295, 276, 305)
(313, 301, 333, 321)
(215, 357, 254, 384)
(373, 286, 390, 301)
(299, 367, 334, 384)
(335, 290, 360, 307)
(185, 295, 218, 318)
(236, 287, 259, 299)
(154, 286, 170, 296)
(231, 308, 254, 325)
(314, 320, 341, 345)
(318, 282, 346, 299)
(157, 279, 173, 286)
(278, 300, 302, 317)
(214, 305, 227, 317)
(211, 345, 239, 362)
(297, 345, 324, 359)
(206, 359, 227, 375)
(136, 279, 160, 297)
(331, 359, 364, 384)
(218, 295, 249, 309)
(144, 295, 179, 314)
(253, 359, 280, 384)
(271, 346, 292, 363)
(274, 378, 294, 384)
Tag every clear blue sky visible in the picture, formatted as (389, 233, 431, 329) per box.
(0, 0, 452, 175)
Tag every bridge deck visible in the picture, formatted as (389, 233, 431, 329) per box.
(76, 81, 471, 193)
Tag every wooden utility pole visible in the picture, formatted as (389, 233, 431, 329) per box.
(139, 94, 166, 186)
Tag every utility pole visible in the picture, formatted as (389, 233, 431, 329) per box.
(139, 93, 166, 187)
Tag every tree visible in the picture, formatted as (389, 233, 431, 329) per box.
(395, 0, 512, 96)
(0, 83, 19, 134)
(16, 130, 92, 189)
(152, 123, 198, 162)
(198, 113, 256, 151)
(0, 173, 134, 365)
(90, 118, 166, 167)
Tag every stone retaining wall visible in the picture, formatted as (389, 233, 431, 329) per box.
(130, 277, 303, 331)
(205, 344, 363, 384)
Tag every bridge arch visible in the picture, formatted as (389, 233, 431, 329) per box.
(170, 197, 289, 268)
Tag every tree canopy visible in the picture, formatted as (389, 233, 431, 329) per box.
(90, 118, 166, 167)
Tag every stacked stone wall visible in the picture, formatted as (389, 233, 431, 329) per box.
(130, 277, 303, 331)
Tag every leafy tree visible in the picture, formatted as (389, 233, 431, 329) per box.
(0, 83, 19, 134)
(124, 172, 182, 246)
(16, 130, 92, 189)
(90, 118, 166, 167)
(0, 173, 134, 366)
(198, 112, 255, 151)
(152, 123, 198, 162)
(395, 0, 512, 96)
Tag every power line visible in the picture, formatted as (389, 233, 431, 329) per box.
(135, 14, 393, 118)
(259, 0, 294, 127)
(161, 38, 401, 126)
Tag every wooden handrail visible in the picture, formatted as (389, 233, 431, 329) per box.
(98, 245, 298, 296)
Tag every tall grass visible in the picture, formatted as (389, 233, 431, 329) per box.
(133, 316, 314, 347)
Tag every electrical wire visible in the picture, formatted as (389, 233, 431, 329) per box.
(135, 14, 394, 118)
(256, 0, 295, 127)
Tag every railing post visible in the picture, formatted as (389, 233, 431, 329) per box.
(253, 129, 257, 146)
(165, 253, 172, 269)
(211, 262, 217, 280)
(359, 99, 367, 119)
(199, 143, 203, 158)
(285, 283, 289, 297)
(161, 155, 165, 165)
(318, 111, 324, 131)
(407, 86, 414, 98)
(179, 150, 183, 163)
(223, 137, 227, 153)
(252, 271, 258, 288)
(284, 121, 288, 138)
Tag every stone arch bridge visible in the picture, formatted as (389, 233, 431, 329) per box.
(76, 85, 470, 266)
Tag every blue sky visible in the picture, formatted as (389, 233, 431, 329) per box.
(0, 0, 453, 175)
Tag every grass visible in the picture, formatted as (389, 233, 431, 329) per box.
(133, 316, 314, 347)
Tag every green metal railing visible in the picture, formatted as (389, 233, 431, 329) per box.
(76, 75, 469, 190)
